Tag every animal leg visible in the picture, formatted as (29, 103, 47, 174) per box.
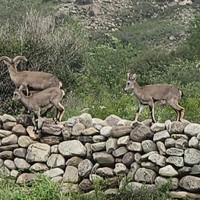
(33, 110, 40, 130)
(168, 100, 185, 121)
(55, 102, 65, 122)
(41, 106, 54, 117)
(135, 103, 144, 121)
(148, 100, 156, 123)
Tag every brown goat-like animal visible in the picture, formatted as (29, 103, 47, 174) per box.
(125, 72, 185, 123)
(12, 87, 65, 130)
(0, 56, 62, 95)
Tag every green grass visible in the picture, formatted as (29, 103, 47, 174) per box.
(0, 174, 176, 200)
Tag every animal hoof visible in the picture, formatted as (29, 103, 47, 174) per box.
(131, 120, 142, 127)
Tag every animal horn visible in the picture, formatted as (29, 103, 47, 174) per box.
(0, 56, 12, 63)
(13, 56, 28, 63)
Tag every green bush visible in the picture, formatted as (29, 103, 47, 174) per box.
(0, 9, 88, 114)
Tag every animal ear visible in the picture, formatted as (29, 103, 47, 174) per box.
(127, 72, 136, 80)
(2, 60, 10, 66)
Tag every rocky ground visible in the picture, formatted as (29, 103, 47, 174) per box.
(55, 0, 194, 32)
(0, 113, 200, 199)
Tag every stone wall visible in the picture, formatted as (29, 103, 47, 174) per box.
(0, 113, 200, 199)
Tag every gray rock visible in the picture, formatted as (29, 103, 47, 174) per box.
(153, 130, 170, 142)
(58, 140, 86, 157)
(114, 163, 127, 175)
(142, 140, 157, 153)
(4, 160, 16, 170)
(169, 121, 188, 134)
(18, 136, 35, 148)
(184, 123, 200, 137)
(134, 152, 142, 163)
(0, 151, 13, 159)
(0, 130, 12, 138)
(13, 148, 27, 158)
(111, 126, 132, 138)
(189, 137, 199, 148)
(3, 121, 17, 130)
(130, 125, 153, 142)
(92, 118, 106, 130)
(47, 154, 65, 168)
(171, 134, 188, 140)
(79, 179, 93, 192)
(117, 119, 132, 126)
(165, 138, 176, 148)
(155, 176, 179, 190)
(96, 167, 114, 177)
(175, 138, 188, 149)
(106, 138, 118, 153)
(100, 126, 112, 137)
(42, 121, 63, 135)
(166, 156, 184, 167)
(184, 148, 200, 165)
(10, 169, 19, 178)
(93, 152, 114, 166)
(122, 152, 134, 167)
(0, 144, 18, 151)
(72, 122, 85, 136)
(127, 141, 142, 152)
(40, 136, 62, 146)
(190, 165, 200, 175)
(127, 162, 140, 181)
(14, 158, 30, 170)
(43, 168, 64, 178)
(141, 151, 158, 161)
(65, 117, 77, 127)
(89, 174, 104, 183)
(66, 156, 83, 167)
(26, 143, 51, 163)
(62, 127, 71, 140)
(63, 166, 79, 183)
(150, 122, 165, 132)
(117, 135, 130, 146)
(104, 115, 121, 126)
(179, 176, 200, 192)
(92, 135, 105, 143)
(51, 145, 58, 154)
(1, 134, 18, 145)
(159, 165, 178, 177)
(16, 173, 37, 184)
(141, 162, 159, 172)
(178, 166, 192, 176)
(79, 113, 93, 128)
(82, 127, 99, 136)
(170, 191, 200, 200)
(12, 124, 27, 135)
(112, 146, 128, 157)
(134, 168, 156, 183)
(16, 114, 33, 127)
(125, 182, 156, 195)
(78, 159, 93, 177)
(30, 163, 48, 172)
(2, 114, 16, 123)
(148, 153, 166, 166)
(166, 148, 184, 156)
(91, 142, 106, 152)
(156, 141, 166, 155)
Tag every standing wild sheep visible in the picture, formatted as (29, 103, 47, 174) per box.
(0, 55, 62, 95)
(12, 87, 65, 130)
(125, 72, 185, 123)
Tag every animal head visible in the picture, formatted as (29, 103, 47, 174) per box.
(124, 72, 137, 91)
(0, 56, 27, 71)
(12, 89, 22, 101)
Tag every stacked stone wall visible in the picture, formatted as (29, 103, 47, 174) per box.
(0, 113, 200, 199)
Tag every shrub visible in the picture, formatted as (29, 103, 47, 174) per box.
(0, 9, 88, 114)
